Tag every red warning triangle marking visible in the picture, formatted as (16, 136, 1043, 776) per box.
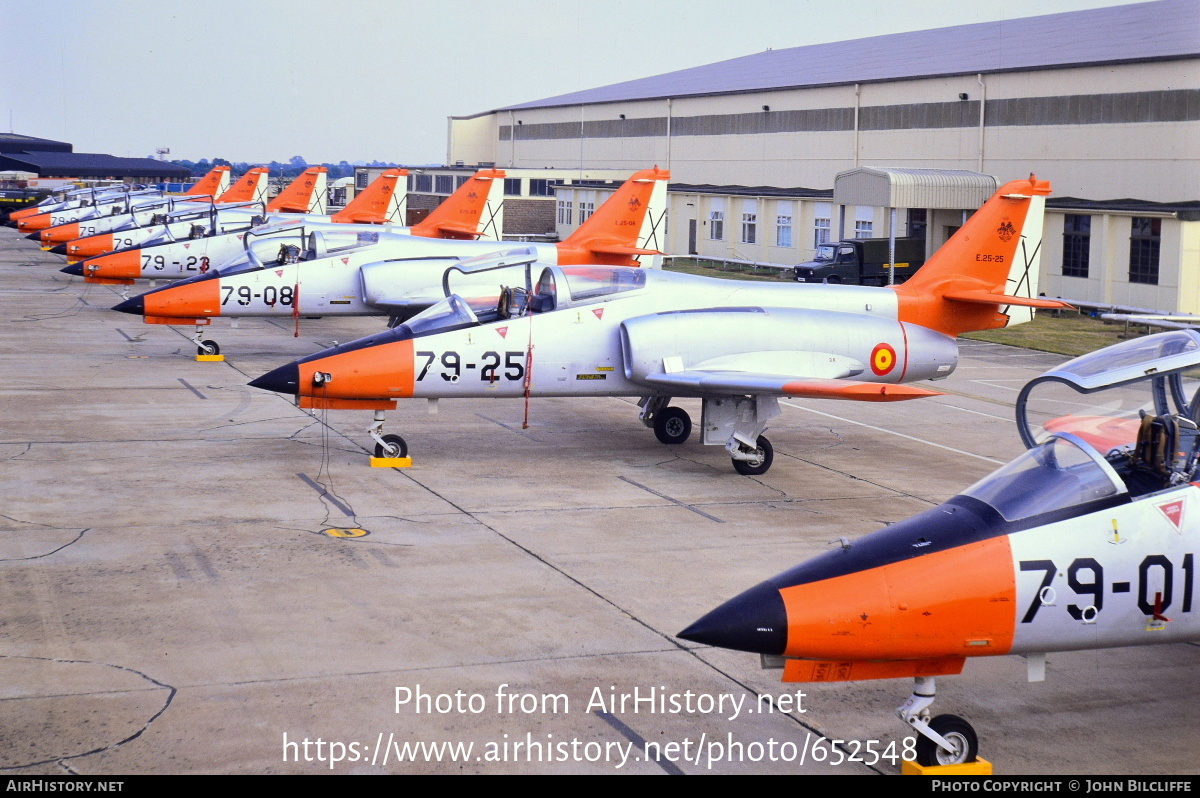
(1156, 499, 1185, 530)
(496, 326, 508, 339)
(183, 243, 190, 249)
(592, 308, 604, 320)
(275, 269, 284, 277)
(341, 257, 350, 265)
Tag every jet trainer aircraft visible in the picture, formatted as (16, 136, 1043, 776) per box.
(248, 176, 1062, 473)
(110, 167, 662, 351)
(679, 329, 1200, 767)
(15, 165, 231, 233)
(34, 166, 242, 248)
(57, 167, 272, 261)
(69, 165, 348, 287)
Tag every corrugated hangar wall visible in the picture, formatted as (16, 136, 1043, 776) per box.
(449, 1, 1200, 311)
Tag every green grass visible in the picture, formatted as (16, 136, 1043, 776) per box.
(664, 258, 790, 282)
(961, 312, 1153, 357)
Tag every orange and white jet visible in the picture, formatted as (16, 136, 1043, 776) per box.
(248, 176, 1063, 473)
(16, 165, 231, 234)
(69, 166, 348, 286)
(680, 329, 1200, 766)
(56, 167, 272, 262)
(110, 168, 659, 355)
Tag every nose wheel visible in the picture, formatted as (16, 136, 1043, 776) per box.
(897, 676, 979, 767)
(368, 410, 408, 460)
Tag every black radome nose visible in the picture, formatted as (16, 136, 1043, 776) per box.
(249, 362, 301, 396)
(61, 263, 84, 276)
(678, 580, 788, 656)
(111, 295, 144, 315)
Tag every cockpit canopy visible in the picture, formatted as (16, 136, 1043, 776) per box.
(961, 433, 1126, 521)
(1017, 330, 1200, 451)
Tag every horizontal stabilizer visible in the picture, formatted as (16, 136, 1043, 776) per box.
(430, 222, 482, 238)
(943, 290, 1072, 309)
(589, 244, 662, 257)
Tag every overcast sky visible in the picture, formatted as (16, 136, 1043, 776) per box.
(2, 0, 1148, 166)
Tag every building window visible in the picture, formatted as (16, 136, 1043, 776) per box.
(504, 178, 522, 196)
(907, 208, 927, 241)
(579, 201, 593, 224)
(742, 213, 757, 244)
(414, 174, 432, 193)
(557, 199, 572, 225)
(355, 171, 369, 189)
(855, 220, 873, 238)
(813, 217, 830, 247)
(709, 210, 724, 240)
(1129, 217, 1161, 285)
(1062, 214, 1091, 278)
(457, 175, 469, 188)
(406, 174, 414, 191)
(776, 215, 792, 247)
(434, 175, 454, 194)
(528, 179, 561, 197)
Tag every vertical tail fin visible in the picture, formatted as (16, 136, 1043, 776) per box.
(184, 166, 231, 197)
(893, 175, 1063, 337)
(218, 167, 270, 203)
(409, 169, 506, 240)
(556, 167, 670, 266)
(330, 169, 408, 224)
(266, 167, 329, 214)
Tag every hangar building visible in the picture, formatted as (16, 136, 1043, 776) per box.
(447, 0, 1200, 312)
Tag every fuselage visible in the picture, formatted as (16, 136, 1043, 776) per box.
(252, 270, 958, 403)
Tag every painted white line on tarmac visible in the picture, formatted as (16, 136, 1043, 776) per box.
(780, 401, 1006, 464)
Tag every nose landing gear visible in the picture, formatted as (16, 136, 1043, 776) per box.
(897, 676, 979, 767)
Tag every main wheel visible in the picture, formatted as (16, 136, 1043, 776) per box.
(197, 340, 219, 356)
(914, 714, 978, 767)
(732, 435, 773, 475)
(653, 406, 692, 445)
(374, 434, 408, 459)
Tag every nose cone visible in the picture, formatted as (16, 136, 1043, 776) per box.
(249, 362, 300, 396)
(61, 263, 84, 276)
(112, 295, 144, 315)
(49, 243, 68, 255)
(678, 580, 787, 656)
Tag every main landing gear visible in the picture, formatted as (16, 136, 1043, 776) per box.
(638, 395, 778, 475)
(897, 676, 979, 767)
(368, 410, 408, 458)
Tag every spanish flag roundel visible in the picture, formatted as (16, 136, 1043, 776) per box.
(871, 343, 897, 376)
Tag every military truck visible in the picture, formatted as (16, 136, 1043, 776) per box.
(792, 237, 926, 285)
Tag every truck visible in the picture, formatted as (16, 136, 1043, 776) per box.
(792, 237, 925, 286)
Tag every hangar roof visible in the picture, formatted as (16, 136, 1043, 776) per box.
(0, 151, 191, 179)
(498, 0, 1198, 112)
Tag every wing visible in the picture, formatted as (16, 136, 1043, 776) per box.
(638, 351, 940, 401)
(621, 308, 947, 402)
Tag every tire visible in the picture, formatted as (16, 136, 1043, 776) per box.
(653, 406, 692, 445)
(374, 434, 408, 459)
(732, 435, 773, 476)
(915, 714, 978, 767)
(197, 340, 219, 356)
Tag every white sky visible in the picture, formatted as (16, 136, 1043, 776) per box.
(1, 0, 1148, 165)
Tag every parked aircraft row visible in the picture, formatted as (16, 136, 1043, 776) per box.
(18, 166, 1189, 770)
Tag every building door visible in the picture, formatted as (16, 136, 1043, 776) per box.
(688, 219, 697, 255)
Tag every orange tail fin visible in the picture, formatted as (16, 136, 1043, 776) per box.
(266, 167, 329, 214)
(556, 167, 670, 266)
(409, 169, 505, 240)
(894, 175, 1063, 337)
(218, 167, 270, 203)
(184, 166, 231, 197)
(331, 169, 408, 224)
